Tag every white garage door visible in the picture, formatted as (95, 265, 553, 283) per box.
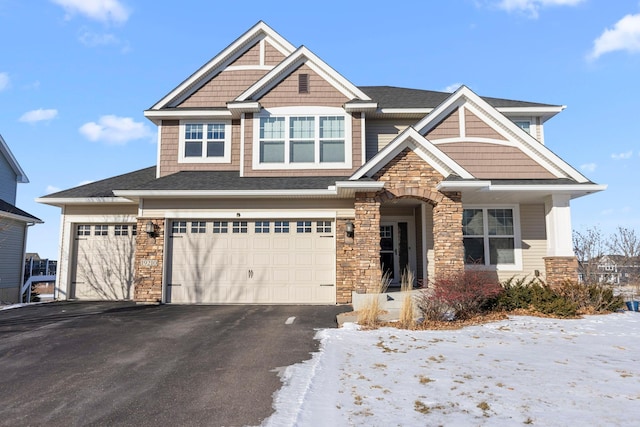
(166, 219, 336, 304)
(71, 224, 136, 300)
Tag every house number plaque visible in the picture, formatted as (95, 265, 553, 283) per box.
(141, 259, 158, 267)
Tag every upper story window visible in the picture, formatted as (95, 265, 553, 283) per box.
(462, 206, 521, 270)
(253, 107, 352, 170)
(179, 121, 231, 164)
(514, 120, 531, 134)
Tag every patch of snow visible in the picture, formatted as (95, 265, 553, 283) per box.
(262, 312, 640, 426)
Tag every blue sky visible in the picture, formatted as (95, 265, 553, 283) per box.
(1, 0, 639, 259)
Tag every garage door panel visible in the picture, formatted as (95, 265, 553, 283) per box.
(167, 219, 335, 304)
(71, 224, 136, 300)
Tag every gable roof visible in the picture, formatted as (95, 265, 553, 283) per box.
(149, 21, 296, 110)
(235, 46, 371, 103)
(0, 134, 28, 184)
(351, 126, 473, 180)
(413, 85, 590, 183)
(0, 199, 42, 223)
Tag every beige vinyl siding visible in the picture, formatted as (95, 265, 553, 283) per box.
(0, 217, 26, 302)
(243, 113, 362, 177)
(365, 119, 414, 160)
(519, 203, 547, 278)
(425, 108, 460, 140)
(437, 142, 556, 179)
(259, 64, 349, 108)
(0, 153, 18, 204)
(178, 69, 268, 108)
(465, 108, 507, 140)
(63, 205, 138, 216)
(158, 120, 241, 177)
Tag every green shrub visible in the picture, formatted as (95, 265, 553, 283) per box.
(491, 276, 539, 311)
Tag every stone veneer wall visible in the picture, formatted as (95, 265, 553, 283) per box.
(133, 218, 165, 303)
(354, 192, 382, 293)
(335, 218, 356, 304)
(544, 256, 579, 287)
(433, 192, 464, 278)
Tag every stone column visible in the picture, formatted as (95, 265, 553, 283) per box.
(544, 256, 579, 287)
(335, 218, 357, 303)
(544, 194, 579, 286)
(354, 192, 382, 293)
(133, 218, 164, 303)
(432, 191, 464, 279)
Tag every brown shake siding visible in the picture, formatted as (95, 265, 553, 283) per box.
(243, 113, 362, 177)
(425, 108, 460, 140)
(178, 69, 268, 108)
(229, 41, 260, 66)
(436, 142, 556, 179)
(465, 108, 507, 140)
(258, 64, 349, 107)
(264, 40, 285, 65)
(158, 119, 241, 177)
(365, 118, 414, 160)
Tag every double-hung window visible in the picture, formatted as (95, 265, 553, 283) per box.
(179, 121, 231, 163)
(463, 207, 520, 268)
(255, 107, 350, 169)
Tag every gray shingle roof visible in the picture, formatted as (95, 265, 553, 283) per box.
(40, 167, 157, 198)
(40, 167, 349, 198)
(128, 171, 349, 191)
(0, 199, 41, 222)
(359, 86, 560, 109)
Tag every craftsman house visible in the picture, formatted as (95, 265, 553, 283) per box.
(38, 22, 605, 304)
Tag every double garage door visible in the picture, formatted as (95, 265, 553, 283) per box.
(166, 219, 336, 304)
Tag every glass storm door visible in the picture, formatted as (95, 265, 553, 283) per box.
(380, 222, 409, 285)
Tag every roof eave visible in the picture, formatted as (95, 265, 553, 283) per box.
(35, 196, 138, 207)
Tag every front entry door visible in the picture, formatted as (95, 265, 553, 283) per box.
(380, 221, 410, 285)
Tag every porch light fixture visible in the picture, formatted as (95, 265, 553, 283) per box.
(145, 221, 155, 237)
(345, 221, 354, 238)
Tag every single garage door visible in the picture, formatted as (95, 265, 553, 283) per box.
(71, 223, 136, 300)
(166, 219, 336, 304)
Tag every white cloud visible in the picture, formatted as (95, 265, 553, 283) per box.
(600, 208, 614, 216)
(0, 72, 9, 91)
(496, 0, 585, 18)
(580, 163, 597, 172)
(46, 185, 61, 194)
(79, 115, 152, 145)
(442, 82, 463, 93)
(19, 108, 58, 123)
(588, 13, 640, 60)
(79, 30, 119, 47)
(51, 0, 130, 24)
(611, 150, 633, 160)
(78, 180, 95, 186)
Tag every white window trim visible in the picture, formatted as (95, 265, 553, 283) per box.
(178, 120, 232, 164)
(511, 116, 537, 139)
(252, 106, 352, 170)
(463, 204, 522, 271)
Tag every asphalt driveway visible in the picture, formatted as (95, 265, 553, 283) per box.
(0, 302, 350, 426)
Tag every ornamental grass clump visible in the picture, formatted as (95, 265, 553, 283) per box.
(398, 268, 416, 329)
(358, 270, 392, 328)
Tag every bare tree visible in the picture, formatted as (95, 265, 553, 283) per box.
(608, 227, 640, 290)
(573, 226, 611, 285)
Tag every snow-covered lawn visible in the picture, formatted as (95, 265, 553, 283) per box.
(263, 312, 640, 426)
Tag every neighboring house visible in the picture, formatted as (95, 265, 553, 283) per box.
(38, 22, 605, 305)
(579, 255, 640, 286)
(0, 134, 42, 303)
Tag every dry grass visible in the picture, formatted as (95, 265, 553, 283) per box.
(357, 270, 392, 328)
(398, 268, 416, 329)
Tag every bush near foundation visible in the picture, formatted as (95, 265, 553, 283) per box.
(417, 271, 503, 321)
(491, 277, 624, 317)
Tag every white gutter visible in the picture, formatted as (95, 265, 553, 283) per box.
(437, 181, 607, 196)
(36, 197, 136, 206)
